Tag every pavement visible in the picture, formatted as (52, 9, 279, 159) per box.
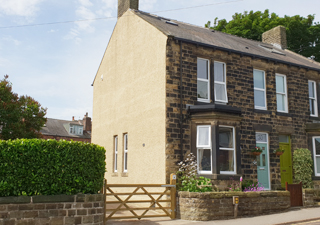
(106, 207, 320, 225)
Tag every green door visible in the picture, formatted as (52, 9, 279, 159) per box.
(279, 135, 293, 188)
(256, 133, 270, 190)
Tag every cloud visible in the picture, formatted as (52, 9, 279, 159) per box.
(2, 36, 21, 46)
(64, 0, 96, 43)
(0, 0, 42, 17)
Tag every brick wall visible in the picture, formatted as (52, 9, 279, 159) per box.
(177, 191, 290, 221)
(303, 189, 320, 207)
(0, 194, 104, 225)
(165, 38, 319, 189)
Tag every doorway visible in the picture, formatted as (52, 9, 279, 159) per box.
(279, 135, 293, 188)
(256, 132, 270, 190)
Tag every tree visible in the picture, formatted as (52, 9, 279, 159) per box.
(205, 10, 320, 62)
(0, 75, 47, 140)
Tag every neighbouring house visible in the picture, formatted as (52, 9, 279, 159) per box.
(92, 0, 320, 190)
(41, 113, 91, 143)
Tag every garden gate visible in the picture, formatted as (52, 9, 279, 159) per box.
(286, 182, 303, 207)
(102, 174, 176, 223)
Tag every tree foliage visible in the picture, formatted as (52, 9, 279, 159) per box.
(205, 10, 320, 62)
(0, 75, 47, 140)
(293, 148, 313, 188)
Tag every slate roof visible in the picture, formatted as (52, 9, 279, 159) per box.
(133, 10, 320, 72)
(40, 118, 91, 139)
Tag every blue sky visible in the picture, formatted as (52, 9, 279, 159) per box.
(1, 0, 319, 121)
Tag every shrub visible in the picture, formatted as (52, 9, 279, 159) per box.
(293, 148, 313, 188)
(0, 139, 106, 196)
(177, 153, 212, 192)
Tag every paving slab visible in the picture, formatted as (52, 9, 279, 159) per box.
(106, 207, 320, 225)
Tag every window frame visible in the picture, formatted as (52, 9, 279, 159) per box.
(253, 69, 267, 110)
(309, 80, 318, 117)
(197, 58, 210, 103)
(312, 136, 320, 177)
(69, 126, 74, 134)
(214, 61, 228, 103)
(219, 125, 236, 175)
(114, 136, 118, 173)
(79, 127, 83, 135)
(123, 133, 128, 173)
(196, 125, 212, 174)
(276, 73, 288, 113)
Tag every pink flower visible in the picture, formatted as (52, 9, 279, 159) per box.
(240, 177, 243, 182)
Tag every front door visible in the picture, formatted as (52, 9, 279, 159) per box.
(279, 135, 293, 188)
(256, 133, 270, 190)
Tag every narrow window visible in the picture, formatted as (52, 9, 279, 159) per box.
(254, 69, 267, 110)
(196, 125, 212, 174)
(309, 80, 318, 117)
(114, 136, 118, 173)
(214, 61, 228, 103)
(219, 126, 236, 174)
(312, 137, 320, 176)
(197, 58, 210, 102)
(69, 126, 74, 134)
(79, 128, 83, 135)
(276, 74, 288, 113)
(123, 134, 128, 173)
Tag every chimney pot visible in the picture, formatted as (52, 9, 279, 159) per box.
(262, 25, 287, 49)
(118, 0, 139, 18)
(72, 116, 74, 121)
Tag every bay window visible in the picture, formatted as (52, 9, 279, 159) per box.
(196, 125, 212, 174)
(219, 126, 236, 174)
(312, 137, 320, 176)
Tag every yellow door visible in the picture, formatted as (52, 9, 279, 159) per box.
(279, 135, 293, 188)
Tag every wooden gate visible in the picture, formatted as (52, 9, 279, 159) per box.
(286, 182, 303, 207)
(103, 174, 176, 223)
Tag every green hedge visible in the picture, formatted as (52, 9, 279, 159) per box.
(0, 139, 106, 196)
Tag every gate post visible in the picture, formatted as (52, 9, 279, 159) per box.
(170, 173, 176, 219)
(103, 179, 107, 225)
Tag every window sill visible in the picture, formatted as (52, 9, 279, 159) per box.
(121, 173, 128, 177)
(111, 173, 118, 177)
(276, 112, 292, 117)
(254, 109, 271, 114)
(312, 176, 320, 180)
(310, 116, 320, 121)
(198, 174, 242, 180)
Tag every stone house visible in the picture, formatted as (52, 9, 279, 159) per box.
(92, 0, 320, 190)
(41, 113, 91, 143)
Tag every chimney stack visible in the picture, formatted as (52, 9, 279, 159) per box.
(118, 0, 139, 18)
(262, 25, 287, 49)
(72, 116, 74, 121)
(83, 112, 92, 132)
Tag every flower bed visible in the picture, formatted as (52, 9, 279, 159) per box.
(177, 191, 290, 221)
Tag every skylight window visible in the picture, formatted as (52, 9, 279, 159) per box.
(166, 20, 178, 26)
(259, 44, 286, 56)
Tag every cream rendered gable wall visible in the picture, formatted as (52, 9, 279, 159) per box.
(92, 10, 168, 184)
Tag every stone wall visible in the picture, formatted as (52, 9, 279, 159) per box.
(165, 38, 320, 189)
(177, 191, 290, 221)
(0, 194, 104, 225)
(303, 189, 320, 207)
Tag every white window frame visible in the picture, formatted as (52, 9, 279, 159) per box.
(309, 80, 318, 117)
(123, 133, 128, 173)
(197, 58, 210, 103)
(312, 136, 320, 176)
(214, 61, 228, 103)
(254, 69, 267, 110)
(196, 125, 212, 174)
(114, 136, 118, 173)
(276, 74, 288, 113)
(219, 126, 236, 175)
(79, 127, 83, 135)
